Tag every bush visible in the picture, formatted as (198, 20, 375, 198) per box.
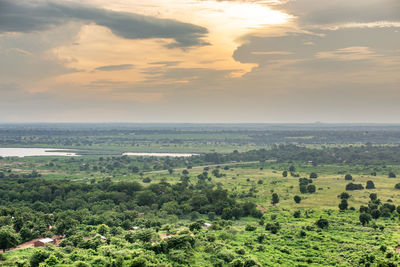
(344, 174, 353, 180)
(293, 211, 301, 218)
(389, 172, 396, 178)
(366, 181, 375, 189)
(338, 199, 348, 211)
(315, 218, 329, 229)
(265, 222, 280, 234)
(394, 183, 400, 189)
(338, 192, 350, 199)
(307, 184, 316, 194)
(294, 195, 301, 203)
(310, 173, 318, 179)
(346, 183, 364, 191)
(245, 224, 257, 231)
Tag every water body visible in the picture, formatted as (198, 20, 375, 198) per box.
(122, 152, 198, 157)
(0, 148, 77, 157)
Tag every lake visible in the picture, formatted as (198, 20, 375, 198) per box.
(0, 148, 78, 157)
(122, 152, 198, 157)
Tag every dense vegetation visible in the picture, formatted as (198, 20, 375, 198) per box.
(1, 124, 400, 266)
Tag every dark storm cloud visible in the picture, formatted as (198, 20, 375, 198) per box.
(0, 0, 209, 48)
(94, 64, 134, 71)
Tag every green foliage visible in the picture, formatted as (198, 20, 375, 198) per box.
(271, 193, 279, 205)
(338, 199, 348, 211)
(0, 226, 20, 252)
(365, 180, 375, 189)
(293, 195, 301, 203)
(344, 174, 353, 180)
(315, 218, 329, 229)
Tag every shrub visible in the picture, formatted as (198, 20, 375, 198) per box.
(265, 222, 280, 234)
(366, 181, 375, 189)
(389, 172, 396, 178)
(307, 184, 316, 194)
(310, 173, 318, 179)
(245, 224, 257, 231)
(344, 174, 353, 180)
(294, 195, 301, 203)
(346, 183, 364, 191)
(338, 199, 348, 211)
(315, 218, 329, 229)
(338, 192, 350, 199)
(395, 183, 400, 189)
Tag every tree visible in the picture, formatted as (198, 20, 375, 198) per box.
(307, 184, 316, 193)
(338, 192, 350, 199)
(294, 195, 301, 204)
(338, 199, 348, 211)
(346, 183, 364, 191)
(344, 174, 353, 181)
(168, 168, 174, 175)
(182, 169, 189, 175)
(282, 171, 288, 177)
(310, 172, 318, 179)
(369, 193, 377, 201)
(289, 165, 296, 172)
(0, 226, 20, 252)
(316, 218, 329, 229)
(359, 213, 372, 226)
(395, 183, 400, 190)
(389, 172, 396, 178)
(271, 193, 279, 205)
(366, 180, 375, 189)
(299, 185, 307, 194)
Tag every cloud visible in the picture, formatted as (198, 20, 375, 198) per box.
(94, 64, 134, 71)
(0, 0, 209, 48)
(277, 0, 400, 27)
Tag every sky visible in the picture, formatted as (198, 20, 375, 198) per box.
(0, 0, 399, 123)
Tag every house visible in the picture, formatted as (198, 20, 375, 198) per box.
(34, 238, 56, 247)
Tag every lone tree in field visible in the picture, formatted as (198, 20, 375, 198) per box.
(395, 183, 400, 190)
(0, 226, 20, 252)
(271, 193, 280, 205)
(282, 171, 288, 177)
(366, 180, 375, 189)
(389, 172, 396, 178)
(344, 174, 353, 181)
(359, 213, 372, 226)
(307, 184, 316, 193)
(310, 172, 318, 179)
(338, 199, 348, 211)
(294, 195, 301, 203)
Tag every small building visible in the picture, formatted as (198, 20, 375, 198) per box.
(34, 238, 55, 247)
